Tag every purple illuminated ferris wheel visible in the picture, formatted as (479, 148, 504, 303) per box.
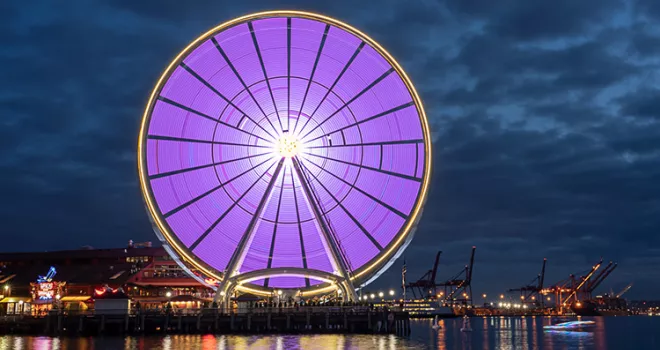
(138, 11, 431, 300)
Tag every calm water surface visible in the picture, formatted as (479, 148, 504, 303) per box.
(1, 316, 657, 349)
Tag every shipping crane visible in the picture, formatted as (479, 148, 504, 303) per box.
(438, 246, 476, 306)
(508, 258, 546, 306)
(616, 283, 633, 298)
(541, 258, 603, 313)
(585, 261, 617, 298)
(405, 251, 442, 299)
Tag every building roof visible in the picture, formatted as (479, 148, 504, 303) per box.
(1, 263, 136, 286)
(0, 247, 167, 263)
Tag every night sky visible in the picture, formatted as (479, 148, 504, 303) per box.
(2, 0, 659, 299)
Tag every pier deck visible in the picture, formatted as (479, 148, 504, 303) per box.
(0, 307, 411, 336)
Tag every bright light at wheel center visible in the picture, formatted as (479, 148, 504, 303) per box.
(276, 134, 301, 158)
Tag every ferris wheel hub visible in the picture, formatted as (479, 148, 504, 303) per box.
(276, 133, 301, 158)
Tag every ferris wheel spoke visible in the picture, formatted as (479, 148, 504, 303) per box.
(303, 147, 423, 183)
(188, 158, 280, 252)
(291, 156, 358, 300)
(295, 157, 384, 252)
(296, 42, 365, 137)
(147, 134, 272, 149)
(156, 96, 273, 145)
(162, 156, 275, 219)
(307, 138, 424, 149)
(215, 158, 285, 294)
(302, 154, 407, 219)
(289, 163, 312, 288)
(149, 150, 272, 180)
(302, 101, 415, 145)
(179, 62, 279, 140)
(262, 165, 289, 288)
(292, 24, 330, 135)
(286, 18, 292, 132)
(298, 68, 395, 141)
(248, 22, 284, 132)
(211, 37, 281, 136)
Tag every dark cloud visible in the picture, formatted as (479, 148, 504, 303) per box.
(488, 0, 623, 41)
(618, 88, 660, 120)
(1, 0, 659, 298)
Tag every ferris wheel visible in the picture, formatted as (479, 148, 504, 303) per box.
(138, 11, 432, 300)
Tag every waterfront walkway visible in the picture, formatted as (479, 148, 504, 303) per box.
(0, 306, 411, 336)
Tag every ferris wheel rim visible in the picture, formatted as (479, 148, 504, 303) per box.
(137, 10, 432, 295)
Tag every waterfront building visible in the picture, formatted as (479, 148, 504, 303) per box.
(0, 243, 213, 315)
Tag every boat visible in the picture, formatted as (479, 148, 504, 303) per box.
(570, 297, 630, 316)
(571, 283, 632, 316)
(376, 299, 458, 318)
(402, 300, 458, 318)
(544, 320, 595, 330)
(432, 315, 441, 330)
(460, 315, 472, 332)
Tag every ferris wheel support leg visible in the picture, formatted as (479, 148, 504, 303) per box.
(215, 158, 286, 305)
(291, 156, 358, 301)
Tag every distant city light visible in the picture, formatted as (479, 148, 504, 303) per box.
(500, 294, 505, 299)
(378, 292, 384, 298)
(166, 291, 172, 298)
(370, 294, 375, 299)
(389, 290, 395, 296)
(482, 294, 487, 298)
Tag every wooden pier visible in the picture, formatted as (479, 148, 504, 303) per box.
(0, 307, 411, 336)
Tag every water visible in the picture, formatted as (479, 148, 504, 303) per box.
(0, 316, 658, 349)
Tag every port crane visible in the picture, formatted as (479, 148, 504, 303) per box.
(615, 283, 633, 298)
(437, 246, 476, 306)
(541, 258, 605, 313)
(508, 258, 546, 306)
(405, 251, 442, 299)
(584, 261, 617, 298)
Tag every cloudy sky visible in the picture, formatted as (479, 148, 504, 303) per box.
(2, 0, 659, 298)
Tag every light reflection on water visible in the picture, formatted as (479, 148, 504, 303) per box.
(0, 316, 656, 349)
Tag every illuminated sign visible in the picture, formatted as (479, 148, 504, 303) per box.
(38, 283, 55, 300)
(31, 281, 65, 300)
(37, 266, 57, 283)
